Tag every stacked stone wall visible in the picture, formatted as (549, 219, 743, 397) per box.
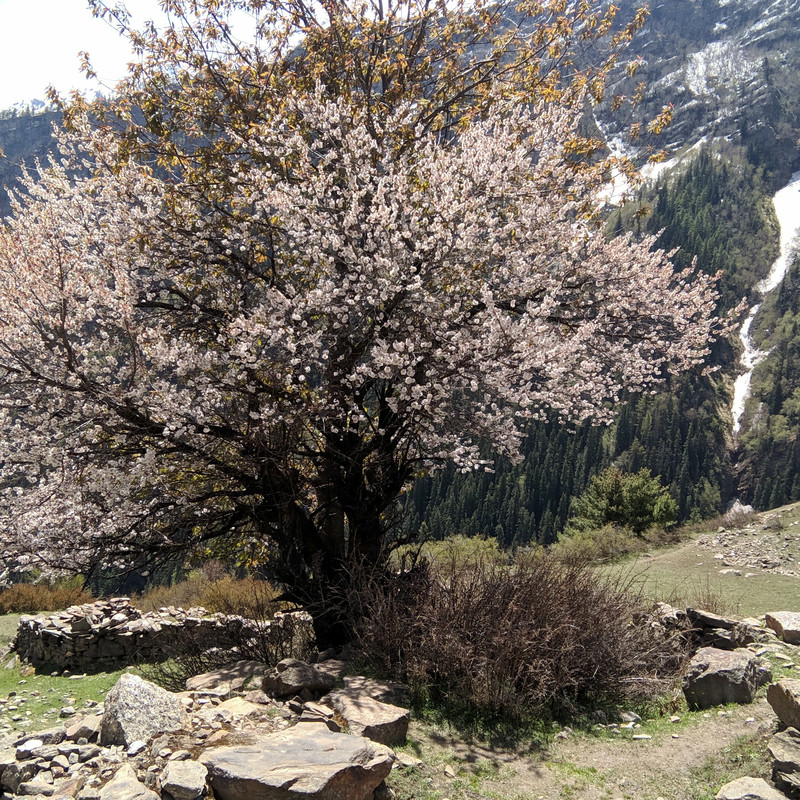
(12, 597, 314, 672)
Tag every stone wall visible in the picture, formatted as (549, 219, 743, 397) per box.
(12, 597, 314, 672)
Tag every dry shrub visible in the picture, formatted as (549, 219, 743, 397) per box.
(133, 570, 283, 618)
(0, 583, 93, 614)
(351, 550, 688, 720)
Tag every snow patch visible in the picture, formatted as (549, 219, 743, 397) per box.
(684, 40, 756, 96)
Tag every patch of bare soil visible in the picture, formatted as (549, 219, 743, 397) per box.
(405, 696, 777, 800)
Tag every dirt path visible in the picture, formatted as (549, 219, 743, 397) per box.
(399, 695, 777, 800)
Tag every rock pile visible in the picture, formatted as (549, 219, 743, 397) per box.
(706, 606, 800, 799)
(0, 656, 411, 800)
(12, 600, 314, 673)
(697, 509, 800, 577)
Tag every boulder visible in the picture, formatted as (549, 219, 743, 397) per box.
(161, 760, 209, 800)
(262, 659, 337, 698)
(768, 726, 800, 794)
(99, 764, 160, 800)
(100, 674, 188, 747)
(715, 776, 786, 800)
(30, 727, 68, 745)
(200, 725, 394, 800)
(322, 690, 409, 746)
(185, 661, 269, 693)
(683, 647, 763, 709)
(765, 612, 800, 645)
(768, 680, 800, 729)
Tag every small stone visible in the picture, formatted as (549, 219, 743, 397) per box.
(161, 760, 208, 800)
(444, 765, 456, 778)
(16, 738, 44, 759)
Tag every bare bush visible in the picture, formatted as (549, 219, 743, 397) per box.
(350, 550, 689, 719)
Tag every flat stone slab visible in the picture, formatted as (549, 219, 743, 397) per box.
(186, 661, 269, 693)
(687, 608, 738, 631)
(683, 647, 763, 709)
(322, 690, 409, 746)
(715, 776, 786, 799)
(765, 612, 800, 645)
(99, 764, 160, 800)
(200, 724, 394, 800)
(768, 680, 800, 728)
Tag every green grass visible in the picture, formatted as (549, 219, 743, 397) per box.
(0, 615, 131, 735)
(0, 614, 20, 650)
(684, 731, 773, 800)
(599, 504, 800, 618)
(0, 664, 128, 735)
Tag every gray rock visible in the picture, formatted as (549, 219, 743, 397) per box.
(66, 715, 101, 743)
(767, 726, 800, 794)
(683, 647, 762, 709)
(322, 690, 409, 746)
(200, 725, 394, 800)
(1, 762, 35, 793)
(687, 608, 739, 631)
(262, 659, 337, 698)
(99, 765, 159, 800)
(732, 622, 773, 647)
(30, 728, 68, 746)
(53, 775, 86, 797)
(765, 612, 800, 645)
(768, 680, 800, 729)
(715, 776, 786, 799)
(100, 674, 188, 747)
(161, 760, 208, 800)
(701, 628, 737, 651)
(16, 739, 44, 760)
(17, 781, 56, 796)
(185, 661, 269, 693)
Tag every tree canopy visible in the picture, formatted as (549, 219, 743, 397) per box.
(0, 0, 722, 623)
(567, 466, 678, 534)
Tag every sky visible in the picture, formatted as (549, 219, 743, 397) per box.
(0, 1, 168, 109)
